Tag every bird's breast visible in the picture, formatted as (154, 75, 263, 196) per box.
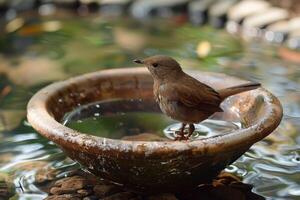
(157, 96, 175, 117)
(156, 94, 212, 124)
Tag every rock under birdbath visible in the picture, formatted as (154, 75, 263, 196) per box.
(0, 172, 14, 200)
(43, 169, 264, 200)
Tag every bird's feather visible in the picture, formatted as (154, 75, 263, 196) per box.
(157, 76, 223, 113)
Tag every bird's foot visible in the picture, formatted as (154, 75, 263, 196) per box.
(174, 131, 189, 141)
(174, 135, 189, 141)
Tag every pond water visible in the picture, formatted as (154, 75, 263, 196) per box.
(0, 10, 300, 200)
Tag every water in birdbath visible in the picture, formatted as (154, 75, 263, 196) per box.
(62, 99, 241, 141)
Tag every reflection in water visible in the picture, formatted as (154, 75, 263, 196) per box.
(0, 13, 299, 200)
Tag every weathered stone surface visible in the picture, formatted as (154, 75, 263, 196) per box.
(53, 177, 73, 187)
(0, 172, 14, 199)
(50, 186, 77, 195)
(45, 194, 82, 200)
(77, 189, 92, 196)
(0, 187, 12, 200)
(212, 171, 241, 187)
(60, 176, 87, 190)
(35, 168, 58, 184)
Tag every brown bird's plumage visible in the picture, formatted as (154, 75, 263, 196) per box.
(134, 55, 261, 140)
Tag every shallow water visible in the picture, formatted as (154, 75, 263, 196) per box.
(0, 11, 299, 199)
(63, 99, 241, 141)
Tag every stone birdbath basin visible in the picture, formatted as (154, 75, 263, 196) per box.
(27, 67, 282, 193)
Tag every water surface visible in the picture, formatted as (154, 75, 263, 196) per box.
(63, 99, 240, 141)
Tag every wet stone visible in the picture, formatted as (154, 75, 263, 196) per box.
(60, 176, 88, 190)
(212, 171, 241, 187)
(35, 168, 58, 184)
(0, 173, 14, 199)
(77, 189, 92, 196)
(0, 187, 13, 200)
(45, 194, 82, 200)
(50, 186, 77, 195)
(53, 177, 72, 187)
(44, 169, 264, 200)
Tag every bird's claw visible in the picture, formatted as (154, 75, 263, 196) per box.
(174, 135, 189, 141)
(174, 131, 189, 141)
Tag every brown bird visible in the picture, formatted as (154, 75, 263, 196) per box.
(134, 55, 261, 140)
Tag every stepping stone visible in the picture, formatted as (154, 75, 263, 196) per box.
(265, 17, 300, 43)
(265, 20, 290, 43)
(228, 0, 270, 23)
(242, 7, 289, 38)
(188, 0, 216, 26)
(130, 0, 188, 19)
(243, 7, 289, 29)
(226, 0, 270, 33)
(208, 0, 238, 28)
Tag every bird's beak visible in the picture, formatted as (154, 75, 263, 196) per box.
(133, 59, 143, 64)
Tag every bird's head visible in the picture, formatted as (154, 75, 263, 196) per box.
(134, 55, 183, 81)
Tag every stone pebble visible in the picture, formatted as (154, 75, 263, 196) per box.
(43, 170, 263, 200)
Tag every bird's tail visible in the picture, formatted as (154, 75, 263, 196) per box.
(219, 82, 261, 100)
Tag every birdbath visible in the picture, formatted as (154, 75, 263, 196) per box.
(27, 67, 282, 193)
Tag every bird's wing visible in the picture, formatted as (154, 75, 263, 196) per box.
(159, 79, 222, 112)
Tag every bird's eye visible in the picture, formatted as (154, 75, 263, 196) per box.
(152, 63, 158, 68)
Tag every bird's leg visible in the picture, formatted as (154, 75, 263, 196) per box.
(175, 123, 186, 140)
(180, 123, 186, 134)
(187, 124, 195, 138)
